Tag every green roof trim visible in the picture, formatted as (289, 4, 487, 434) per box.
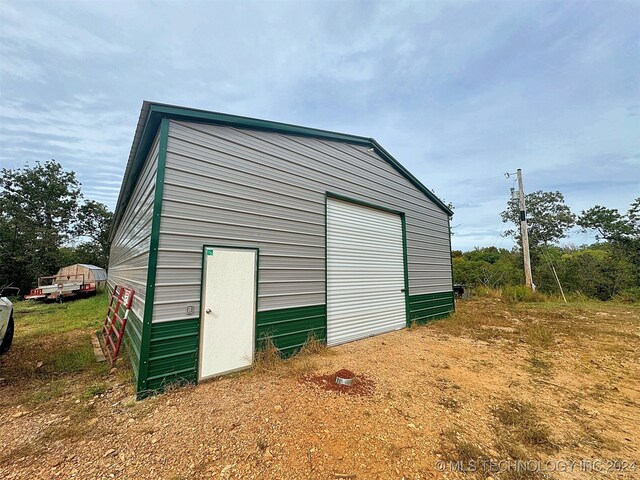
(110, 102, 453, 239)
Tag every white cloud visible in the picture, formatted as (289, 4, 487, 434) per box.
(0, 0, 637, 251)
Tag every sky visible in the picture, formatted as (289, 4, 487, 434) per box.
(1, 0, 638, 251)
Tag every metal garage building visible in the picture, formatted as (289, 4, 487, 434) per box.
(108, 102, 454, 397)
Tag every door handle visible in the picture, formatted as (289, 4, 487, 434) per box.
(206, 308, 212, 314)
(400, 289, 406, 293)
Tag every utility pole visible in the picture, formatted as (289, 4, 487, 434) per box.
(516, 169, 535, 290)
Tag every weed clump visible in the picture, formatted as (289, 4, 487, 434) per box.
(525, 322, 554, 349)
(492, 399, 555, 450)
(472, 285, 504, 299)
(502, 285, 546, 303)
(613, 287, 640, 303)
(297, 332, 330, 357)
(441, 429, 489, 464)
(253, 335, 282, 373)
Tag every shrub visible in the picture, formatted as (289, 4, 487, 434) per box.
(502, 285, 546, 303)
(473, 286, 503, 298)
(613, 287, 640, 303)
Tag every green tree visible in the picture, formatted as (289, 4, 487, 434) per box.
(73, 200, 113, 268)
(578, 197, 640, 287)
(628, 198, 640, 232)
(453, 248, 522, 288)
(501, 190, 576, 249)
(577, 198, 639, 242)
(558, 247, 633, 300)
(464, 246, 507, 264)
(0, 160, 81, 293)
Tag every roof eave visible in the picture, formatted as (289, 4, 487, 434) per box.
(109, 102, 453, 240)
(369, 139, 454, 216)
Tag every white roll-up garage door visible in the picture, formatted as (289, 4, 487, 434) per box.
(326, 197, 407, 346)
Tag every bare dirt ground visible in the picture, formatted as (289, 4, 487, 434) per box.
(1, 297, 639, 479)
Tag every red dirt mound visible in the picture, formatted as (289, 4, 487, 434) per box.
(335, 369, 355, 379)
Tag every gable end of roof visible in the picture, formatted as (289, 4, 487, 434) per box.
(109, 102, 453, 240)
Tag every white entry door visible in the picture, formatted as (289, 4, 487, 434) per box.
(327, 197, 407, 346)
(199, 247, 257, 380)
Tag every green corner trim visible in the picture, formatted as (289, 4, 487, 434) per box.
(137, 117, 169, 397)
(401, 214, 411, 326)
(324, 193, 328, 326)
(256, 304, 327, 357)
(408, 291, 454, 324)
(369, 138, 453, 216)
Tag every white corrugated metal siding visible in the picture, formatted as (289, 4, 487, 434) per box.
(326, 198, 406, 345)
(107, 132, 159, 321)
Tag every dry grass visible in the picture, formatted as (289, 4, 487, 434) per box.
(441, 429, 489, 464)
(563, 400, 622, 452)
(297, 332, 331, 357)
(527, 353, 552, 374)
(492, 399, 556, 452)
(524, 322, 555, 349)
(501, 285, 547, 303)
(253, 332, 331, 376)
(0, 399, 99, 465)
(2, 295, 639, 479)
(253, 335, 284, 373)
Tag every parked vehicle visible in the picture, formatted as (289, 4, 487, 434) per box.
(0, 287, 17, 354)
(24, 274, 97, 302)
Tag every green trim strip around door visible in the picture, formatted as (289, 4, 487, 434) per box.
(137, 117, 170, 398)
(401, 214, 410, 326)
(256, 304, 327, 357)
(326, 191, 404, 216)
(408, 291, 455, 324)
(144, 317, 200, 393)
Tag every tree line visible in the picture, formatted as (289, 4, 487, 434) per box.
(0, 160, 113, 295)
(454, 192, 640, 301)
(1, 161, 638, 302)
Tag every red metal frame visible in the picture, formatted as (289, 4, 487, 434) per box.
(101, 285, 135, 366)
(25, 273, 97, 300)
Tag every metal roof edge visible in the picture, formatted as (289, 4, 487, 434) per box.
(150, 103, 372, 145)
(77, 264, 105, 270)
(109, 101, 153, 241)
(109, 102, 453, 240)
(369, 139, 454, 216)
